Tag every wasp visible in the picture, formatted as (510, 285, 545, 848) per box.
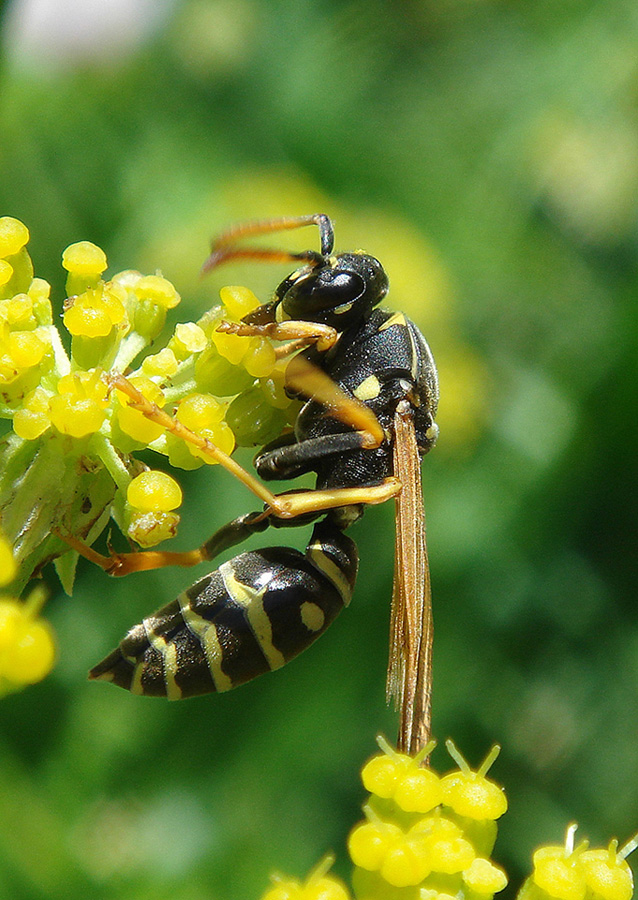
(81, 215, 439, 755)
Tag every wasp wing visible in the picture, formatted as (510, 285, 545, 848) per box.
(389, 401, 433, 756)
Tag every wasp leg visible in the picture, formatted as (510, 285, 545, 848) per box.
(269, 478, 402, 519)
(107, 372, 283, 510)
(217, 320, 338, 353)
(62, 469, 399, 578)
(58, 530, 208, 577)
(256, 431, 373, 480)
(59, 499, 329, 578)
(107, 373, 385, 516)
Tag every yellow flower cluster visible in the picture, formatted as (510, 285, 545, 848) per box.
(262, 856, 350, 900)
(519, 827, 636, 900)
(0, 217, 293, 594)
(258, 741, 636, 900)
(348, 737, 508, 899)
(0, 534, 55, 694)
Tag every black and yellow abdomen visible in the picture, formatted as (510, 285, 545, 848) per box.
(89, 521, 358, 699)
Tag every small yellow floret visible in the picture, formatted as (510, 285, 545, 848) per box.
(48, 370, 109, 437)
(424, 835, 475, 874)
(533, 847, 587, 900)
(0, 217, 29, 258)
(348, 821, 402, 872)
(0, 537, 17, 586)
(0, 260, 13, 286)
(177, 393, 225, 430)
(127, 471, 183, 512)
(28, 278, 51, 303)
(173, 322, 208, 353)
(394, 767, 443, 813)
(580, 848, 634, 900)
(13, 386, 51, 440)
(440, 772, 507, 820)
(304, 877, 350, 900)
(211, 329, 249, 365)
(0, 600, 21, 650)
(463, 857, 508, 894)
(243, 337, 277, 377)
(1, 617, 56, 684)
(141, 348, 179, 378)
(62, 241, 107, 276)
(0, 599, 55, 685)
(63, 286, 127, 337)
(380, 839, 430, 887)
(171, 395, 235, 464)
(361, 754, 401, 798)
(8, 329, 48, 368)
(135, 274, 180, 309)
(220, 284, 260, 319)
(115, 376, 166, 443)
(1, 293, 33, 326)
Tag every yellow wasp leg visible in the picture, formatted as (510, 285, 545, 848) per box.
(60, 478, 400, 577)
(217, 320, 338, 353)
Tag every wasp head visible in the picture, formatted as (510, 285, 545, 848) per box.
(276, 252, 389, 329)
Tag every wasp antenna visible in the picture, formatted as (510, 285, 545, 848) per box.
(201, 213, 334, 274)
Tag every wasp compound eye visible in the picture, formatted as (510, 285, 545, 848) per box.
(282, 269, 365, 321)
(281, 253, 389, 328)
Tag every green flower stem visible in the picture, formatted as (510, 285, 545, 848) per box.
(90, 432, 133, 494)
(112, 331, 151, 372)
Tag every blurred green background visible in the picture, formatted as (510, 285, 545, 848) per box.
(1, 0, 637, 898)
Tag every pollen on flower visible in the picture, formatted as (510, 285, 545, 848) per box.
(0, 217, 29, 258)
(211, 328, 250, 365)
(361, 735, 441, 813)
(349, 820, 404, 872)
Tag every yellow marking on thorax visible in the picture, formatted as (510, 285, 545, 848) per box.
(308, 543, 352, 607)
(300, 601, 325, 633)
(379, 311, 406, 331)
(354, 373, 381, 402)
(143, 617, 182, 700)
(219, 562, 286, 671)
(178, 592, 233, 692)
(130, 663, 145, 696)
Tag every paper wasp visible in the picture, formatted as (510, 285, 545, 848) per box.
(82, 214, 439, 754)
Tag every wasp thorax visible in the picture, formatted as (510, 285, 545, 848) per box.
(280, 253, 389, 328)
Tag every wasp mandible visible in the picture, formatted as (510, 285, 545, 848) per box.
(83, 214, 439, 755)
